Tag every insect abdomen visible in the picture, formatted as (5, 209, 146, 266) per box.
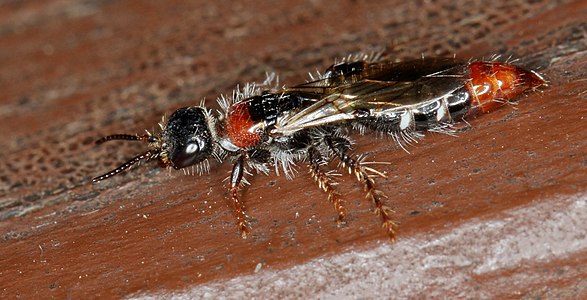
(466, 61, 545, 113)
(412, 86, 472, 130)
(367, 61, 544, 134)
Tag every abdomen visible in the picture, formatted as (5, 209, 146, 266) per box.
(366, 60, 545, 133)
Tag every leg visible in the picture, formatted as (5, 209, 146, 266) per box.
(324, 136, 397, 241)
(229, 155, 250, 238)
(307, 147, 346, 223)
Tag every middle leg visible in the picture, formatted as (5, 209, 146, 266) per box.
(324, 135, 398, 241)
(307, 146, 346, 223)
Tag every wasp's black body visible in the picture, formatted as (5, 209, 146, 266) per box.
(93, 55, 544, 240)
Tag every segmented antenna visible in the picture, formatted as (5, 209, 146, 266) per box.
(95, 134, 148, 145)
(92, 150, 156, 182)
(93, 133, 155, 182)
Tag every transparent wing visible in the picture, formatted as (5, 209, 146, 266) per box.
(272, 58, 469, 136)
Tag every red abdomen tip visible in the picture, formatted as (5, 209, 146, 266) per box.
(467, 61, 545, 113)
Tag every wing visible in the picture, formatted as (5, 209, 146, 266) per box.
(272, 58, 470, 136)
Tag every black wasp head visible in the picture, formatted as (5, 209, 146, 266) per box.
(162, 107, 214, 169)
(92, 106, 215, 182)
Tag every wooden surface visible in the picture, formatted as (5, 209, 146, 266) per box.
(1, 0, 586, 298)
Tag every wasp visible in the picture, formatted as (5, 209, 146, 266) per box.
(93, 54, 545, 241)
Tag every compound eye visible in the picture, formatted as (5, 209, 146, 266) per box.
(171, 137, 210, 169)
(185, 142, 200, 155)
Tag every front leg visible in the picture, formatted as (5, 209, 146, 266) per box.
(229, 154, 250, 238)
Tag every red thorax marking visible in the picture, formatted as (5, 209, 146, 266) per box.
(226, 102, 263, 148)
